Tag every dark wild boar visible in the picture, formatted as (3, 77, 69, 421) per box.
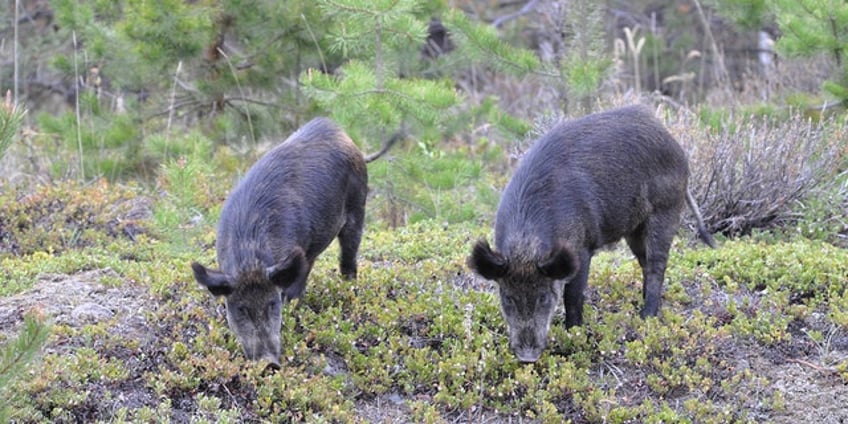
(469, 105, 714, 363)
(191, 118, 399, 369)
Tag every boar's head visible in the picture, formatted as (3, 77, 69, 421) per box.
(191, 248, 307, 369)
(469, 240, 578, 363)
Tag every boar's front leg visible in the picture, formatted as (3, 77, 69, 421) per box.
(563, 251, 591, 328)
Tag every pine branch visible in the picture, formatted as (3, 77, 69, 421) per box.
(0, 90, 26, 160)
(444, 10, 551, 77)
(0, 313, 51, 418)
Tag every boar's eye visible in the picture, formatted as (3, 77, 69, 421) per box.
(267, 299, 281, 315)
(536, 293, 552, 309)
(501, 296, 517, 312)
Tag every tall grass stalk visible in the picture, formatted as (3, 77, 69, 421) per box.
(13, 0, 19, 102)
(218, 49, 256, 145)
(72, 31, 84, 180)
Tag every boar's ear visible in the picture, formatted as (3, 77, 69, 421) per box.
(192, 262, 234, 296)
(468, 239, 508, 280)
(537, 245, 578, 280)
(266, 248, 307, 289)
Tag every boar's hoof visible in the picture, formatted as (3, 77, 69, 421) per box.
(639, 305, 660, 320)
(263, 360, 282, 373)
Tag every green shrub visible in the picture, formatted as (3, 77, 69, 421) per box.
(0, 180, 147, 258)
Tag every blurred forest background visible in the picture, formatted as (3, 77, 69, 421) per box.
(1, 0, 846, 241)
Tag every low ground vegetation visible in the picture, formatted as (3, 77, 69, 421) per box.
(0, 172, 847, 422)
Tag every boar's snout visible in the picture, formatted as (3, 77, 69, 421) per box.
(515, 349, 542, 363)
(238, 328, 282, 363)
(511, 326, 545, 363)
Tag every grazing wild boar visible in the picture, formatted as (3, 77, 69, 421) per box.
(469, 105, 714, 363)
(191, 118, 399, 368)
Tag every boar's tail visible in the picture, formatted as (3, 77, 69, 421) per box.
(685, 189, 716, 248)
(364, 129, 407, 163)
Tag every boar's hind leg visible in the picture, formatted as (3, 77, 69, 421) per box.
(563, 251, 591, 328)
(631, 210, 680, 318)
(338, 208, 365, 280)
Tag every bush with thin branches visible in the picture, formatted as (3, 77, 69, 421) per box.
(666, 107, 847, 240)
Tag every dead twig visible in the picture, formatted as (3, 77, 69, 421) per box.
(492, 0, 540, 28)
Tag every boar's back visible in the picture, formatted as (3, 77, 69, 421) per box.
(215, 118, 367, 276)
(495, 106, 688, 256)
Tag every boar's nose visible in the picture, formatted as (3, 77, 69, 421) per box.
(515, 348, 542, 363)
(513, 328, 543, 363)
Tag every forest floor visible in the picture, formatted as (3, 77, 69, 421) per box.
(2, 241, 847, 423)
(1, 181, 847, 423)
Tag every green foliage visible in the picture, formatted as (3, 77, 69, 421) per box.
(37, 105, 146, 179)
(769, 0, 848, 103)
(119, 0, 216, 63)
(557, 0, 613, 113)
(679, 238, 848, 301)
(0, 94, 25, 160)
(300, 0, 462, 150)
(41, 0, 334, 179)
(367, 148, 500, 225)
(302, 61, 459, 143)
(318, 0, 429, 58)
(152, 134, 221, 251)
(444, 9, 542, 76)
(0, 314, 51, 423)
(710, 0, 773, 30)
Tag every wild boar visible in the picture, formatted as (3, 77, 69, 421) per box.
(191, 118, 398, 368)
(469, 105, 714, 363)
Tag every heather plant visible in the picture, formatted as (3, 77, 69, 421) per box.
(0, 179, 147, 257)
